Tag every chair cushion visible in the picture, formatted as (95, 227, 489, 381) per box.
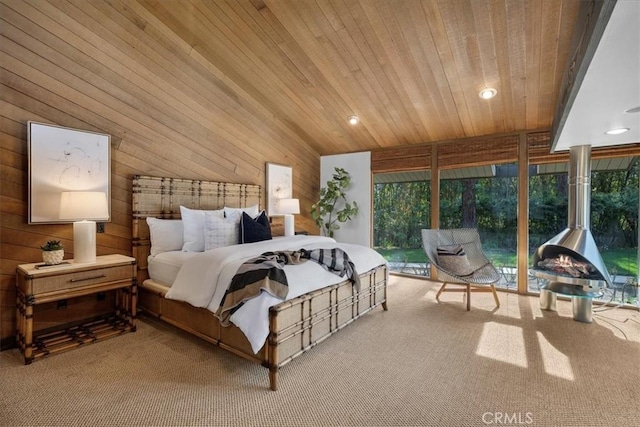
(436, 245, 474, 277)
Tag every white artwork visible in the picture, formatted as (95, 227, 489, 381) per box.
(266, 163, 292, 216)
(28, 122, 111, 223)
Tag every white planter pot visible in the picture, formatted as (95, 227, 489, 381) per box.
(42, 249, 64, 265)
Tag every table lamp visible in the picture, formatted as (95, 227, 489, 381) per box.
(59, 191, 109, 263)
(277, 198, 300, 237)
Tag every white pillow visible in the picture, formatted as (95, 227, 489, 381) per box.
(204, 212, 239, 250)
(146, 217, 184, 256)
(224, 204, 260, 223)
(180, 206, 224, 252)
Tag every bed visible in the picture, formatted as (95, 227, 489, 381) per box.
(131, 175, 388, 390)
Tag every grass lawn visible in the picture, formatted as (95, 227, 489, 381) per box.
(602, 248, 639, 277)
(375, 247, 638, 276)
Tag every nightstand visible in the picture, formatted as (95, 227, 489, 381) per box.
(15, 254, 137, 364)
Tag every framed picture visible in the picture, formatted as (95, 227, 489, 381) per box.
(266, 162, 292, 216)
(28, 121, 111, 224)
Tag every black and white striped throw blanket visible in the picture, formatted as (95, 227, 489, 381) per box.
(216, 248, 360, 326)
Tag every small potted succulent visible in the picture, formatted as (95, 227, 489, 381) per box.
(41, 240, 64, 265)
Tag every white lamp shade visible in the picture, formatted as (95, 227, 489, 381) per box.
(276, 198, 300, 215)
(59, 191, 109, 221)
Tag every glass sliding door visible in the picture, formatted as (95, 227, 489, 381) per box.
(439, 163, 518, 289)
(373, 171, 430, 277)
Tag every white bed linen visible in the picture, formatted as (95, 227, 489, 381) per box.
(165, 235, 387, 353)
(147, 251, 194, 285)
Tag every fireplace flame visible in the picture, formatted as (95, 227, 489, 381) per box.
(538, 254, 595, 278)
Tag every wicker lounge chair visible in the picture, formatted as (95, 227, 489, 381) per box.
(421, 228, 500, 311)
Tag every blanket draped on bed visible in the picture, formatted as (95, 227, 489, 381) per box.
(216, 248, 360, 326)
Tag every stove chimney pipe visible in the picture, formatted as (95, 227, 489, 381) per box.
(570, 145, 591, 230)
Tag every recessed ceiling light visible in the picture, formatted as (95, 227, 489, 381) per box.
(479, 88, 497, 99)
(347, 115, 359, 125)
(604, 128, 630, 135)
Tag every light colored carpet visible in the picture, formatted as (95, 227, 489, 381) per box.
(1, 276, 639, 427)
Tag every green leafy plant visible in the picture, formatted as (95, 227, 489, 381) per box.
(311, 167, 359, 237)
(40, 240, 63, 251)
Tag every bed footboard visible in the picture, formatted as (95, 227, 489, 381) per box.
(267, 264, 387, 390)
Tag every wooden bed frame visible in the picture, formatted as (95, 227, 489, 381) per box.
(132, 175, 388, 390)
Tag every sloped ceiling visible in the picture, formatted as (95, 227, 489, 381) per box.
(141, 0, 581, 155)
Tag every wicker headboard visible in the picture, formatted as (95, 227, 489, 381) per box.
(132, 175, 261, 283)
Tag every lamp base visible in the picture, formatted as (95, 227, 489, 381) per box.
(284, 214, 295, 237)
(73, 220, 97, 263)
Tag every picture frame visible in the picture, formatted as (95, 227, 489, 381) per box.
(28, 121, 111, 224)
(266, 162, 292, 216)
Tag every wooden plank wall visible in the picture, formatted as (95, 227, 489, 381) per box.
(0, 0, 322, 344)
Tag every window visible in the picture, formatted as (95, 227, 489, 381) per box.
(370, 132, 639, 306)
(592, 157, 638, 305)
(440, 163, 518, 289)
(528, 162, 568, 293)
(373, 171, 430, 277)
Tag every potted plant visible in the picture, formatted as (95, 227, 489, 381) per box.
(311, 167, 359, 237)
(41, 240, 64, 265)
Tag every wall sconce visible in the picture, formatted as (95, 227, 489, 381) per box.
(276, 198, 300, 237)
(59, 191, 109, 263)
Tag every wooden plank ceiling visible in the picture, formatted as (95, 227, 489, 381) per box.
(141, 0, 580, 155)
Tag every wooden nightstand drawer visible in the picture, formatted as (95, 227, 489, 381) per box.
(27, 265, 132, 295)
